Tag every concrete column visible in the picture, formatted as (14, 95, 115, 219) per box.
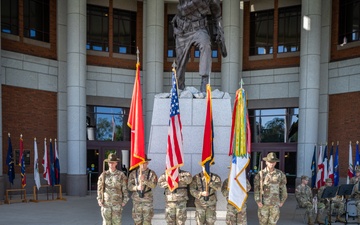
(57, 0, 68, 188)
(0, 2, 4, 200)
(66, 0, 87, 196)
(297, 0, 322, 178)
(318, 0, 332, 143)
(144, 0, 164, 149)
(221, 0, 240, 97)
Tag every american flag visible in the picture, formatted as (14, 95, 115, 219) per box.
(166, 70, 184, 192)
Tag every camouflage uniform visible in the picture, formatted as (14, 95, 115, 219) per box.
(158, 170, 193, 225)
(317, 183, 345, 222)
(295, 183, 316, 224)
(97, 170, 129, 225)
(128, 167, 158, 225)
(173, 0, 225, 92)
(190, 171, 221, 225)
(351, 177, 360, 222)
(221, 178, 251, 225)
(254, 167, 288, 225)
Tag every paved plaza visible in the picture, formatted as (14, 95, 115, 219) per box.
(0, 192, 350, 225)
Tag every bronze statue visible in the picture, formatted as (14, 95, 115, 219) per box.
(173, 0, 227, 92)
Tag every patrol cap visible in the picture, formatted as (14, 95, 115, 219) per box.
(301, 175, 309, 181)
(356, 167, 360, 173)
(263, 152, 280, 163)
(325, 178, 333, 183)
(106, 153, 120, 162)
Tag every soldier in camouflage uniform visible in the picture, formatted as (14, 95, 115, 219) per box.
(173, 0, 227, 92)
(158, 169, 193, 225)
(254, 152, 288, 225)
(295, 175, 317, 225)
(97, 153, 129, 225)
(317, 178, 346, 223)
(221, 176, 251, 225)
(190, 169, 221, 225)
(128, 155, 158, 225)
(351, 168, 360, 223)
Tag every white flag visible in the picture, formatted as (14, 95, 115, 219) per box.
(34, 138, 41, 190)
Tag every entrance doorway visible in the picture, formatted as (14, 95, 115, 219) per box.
(249, 143, 297, 193)
(87, 141, 131, 191)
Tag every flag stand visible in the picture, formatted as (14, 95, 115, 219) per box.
(4, 188, 27, 204)
(29, 184, 66, 202)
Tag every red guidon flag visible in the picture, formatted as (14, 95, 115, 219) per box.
(127, 61, 145, 170)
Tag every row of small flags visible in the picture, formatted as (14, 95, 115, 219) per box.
(127, 53, 250, 211)
(311, 141, 360, 188)
(6, 134, 60, 190)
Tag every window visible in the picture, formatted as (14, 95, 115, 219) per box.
(113, 9, 136, 55)
(249, 108, 298, 143)
(87, 5, 109, 52)
(87, 106, 130, 141)
(278, 5, 301, 53)
(1, 0, 19, 35)
(23, 0, 50, 42)
(339, 0, 360, 45)
(250, 9, 274, 55)
(167, 15, 176, 58)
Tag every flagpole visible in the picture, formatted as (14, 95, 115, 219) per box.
(8, 132, 12, 189)
(136, 46, 144, 192)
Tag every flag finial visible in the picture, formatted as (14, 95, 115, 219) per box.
(34, 137, 36, 141)
(136, 47, 140, 64)
(8, 133, 10, 137)
(239, 79, 244, 89)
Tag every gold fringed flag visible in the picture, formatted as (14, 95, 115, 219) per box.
(19, 135, 26, 188)
(228, 88, 251, 211)
(201, 84, 214, 183)
(165, 68, 184, 191)
(127, 57, 146, 171)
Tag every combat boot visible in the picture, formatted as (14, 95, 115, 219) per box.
(336, 214, 346, 223)
(307, 216, 315, 225)
(315, 213, 325, 225)
(307, 212, 315, 225)
(200, 75, 209, 92)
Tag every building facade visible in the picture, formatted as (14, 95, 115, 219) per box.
(1, 0, 360, 201)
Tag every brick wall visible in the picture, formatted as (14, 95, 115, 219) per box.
(328, 92, 360, 179)
(2, 85, 57, 176)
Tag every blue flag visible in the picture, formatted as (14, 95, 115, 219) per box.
(49, 140, 56, 186)
(311, 145, 317, 188)
(356, 142, 360, 169)
(334, 144, 339, 186)
(54, 140, 60, 184)
(6, 136, 15, 184)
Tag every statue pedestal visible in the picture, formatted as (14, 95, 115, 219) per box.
(148, 93, 232, 210)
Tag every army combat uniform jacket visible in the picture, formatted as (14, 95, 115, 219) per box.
(158, 170, 192, 202)
(254, 168, 288, 206)
(97, 169, 129, 207)
(128, 167, 158, 203)
(190, 172, 221, 206)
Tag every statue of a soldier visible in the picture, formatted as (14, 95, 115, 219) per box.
(173, 0, 227, 92)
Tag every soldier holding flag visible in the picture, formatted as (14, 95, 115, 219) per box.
(128, 155, 158, 225)
(190, 165, 221, 225)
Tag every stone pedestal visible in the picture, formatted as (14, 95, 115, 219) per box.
(148, 90, 232, 210)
